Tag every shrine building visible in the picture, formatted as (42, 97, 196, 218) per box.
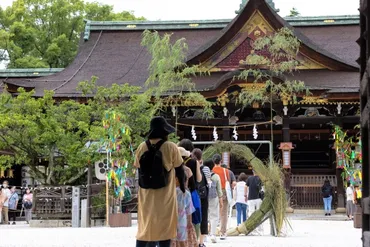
(0, 0, 360, 209)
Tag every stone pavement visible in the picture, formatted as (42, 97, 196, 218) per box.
(0, 218, 361, 247)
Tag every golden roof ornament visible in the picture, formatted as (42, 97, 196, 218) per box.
(299, 96, 328, 105)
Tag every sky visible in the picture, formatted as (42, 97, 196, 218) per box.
(0, 0, 359, 20)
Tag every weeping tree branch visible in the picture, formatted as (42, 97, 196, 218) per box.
(63, 168, 88, 185)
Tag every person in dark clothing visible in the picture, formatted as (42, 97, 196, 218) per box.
(246, 170, 263, 233)
(178, 139, 202, 187)
(191, 148, 209, 247)
(322, 179, 333, 216)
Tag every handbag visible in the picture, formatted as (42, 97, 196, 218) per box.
(197, 167, 208, 199)
(23, 201, 32, 210)
(224, 168, 233, 205)
(191, 190, 202, 225)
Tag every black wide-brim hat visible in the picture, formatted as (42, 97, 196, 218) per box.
(148, 116, 176, 139)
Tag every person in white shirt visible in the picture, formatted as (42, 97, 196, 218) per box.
(1, 180, 11, 224)
(233, 173, 248, 226)
(346, 182, 355, 220)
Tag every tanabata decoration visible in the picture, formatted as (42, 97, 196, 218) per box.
(102, 110, 132, 199)
(332, 125, 362, 187)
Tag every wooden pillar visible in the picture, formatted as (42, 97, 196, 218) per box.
(223, 128, 230, 141)
(282, 116, 291, 209)
(282, 116, 290, 142)
(222, 117, 230, 141)
(61, 186, 65, 213)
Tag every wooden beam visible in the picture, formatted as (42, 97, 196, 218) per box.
(289, 116, 359, 125)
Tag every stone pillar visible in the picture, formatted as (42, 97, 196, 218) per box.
(72, 187, 80, 228)
(21, 166, 33, 189)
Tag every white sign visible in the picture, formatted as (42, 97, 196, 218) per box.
(72, 187, 80, 228)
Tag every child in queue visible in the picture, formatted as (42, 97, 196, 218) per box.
(172, 165, 195, 247)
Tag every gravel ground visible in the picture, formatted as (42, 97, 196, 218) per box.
(0, 218, 361, 247)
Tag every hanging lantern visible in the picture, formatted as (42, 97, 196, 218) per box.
(279, 142, 294, 169)
(252, 101, 260, 109)
(7, 169, 14, 178)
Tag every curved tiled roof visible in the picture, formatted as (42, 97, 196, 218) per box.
(3, 1, 359, 97)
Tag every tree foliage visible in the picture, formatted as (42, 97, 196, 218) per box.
(0, 0, 144, 69)
(237, 27, 309, 107)
(0, 30, 211, 185)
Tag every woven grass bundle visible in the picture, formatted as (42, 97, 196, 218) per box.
(202, 142, 287, 236)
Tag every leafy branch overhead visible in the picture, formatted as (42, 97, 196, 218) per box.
(0, 30, 213, 185)
(141, 30, 213, 117)
(0, 0, 145, 69)
(237, 28, 309, 107)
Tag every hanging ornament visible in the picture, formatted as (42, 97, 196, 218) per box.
(223, 107, 228, 117)
(213, 127, 218, 141)
(191, 125, 197, 140)
(232, 126, 238, 141)
(253, 124, 258, 140)
(171, 106, 177, 117)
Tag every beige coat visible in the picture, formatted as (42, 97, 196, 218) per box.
(134, 140, 183, 241)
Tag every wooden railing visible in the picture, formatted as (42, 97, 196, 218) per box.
(34, 185, 103, 219)
(290, 175, 337, 209)
(290, 175, 337, 187)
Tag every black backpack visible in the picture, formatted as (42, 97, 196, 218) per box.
(197, 166, 208, 199)
(138, 140, 169, 189)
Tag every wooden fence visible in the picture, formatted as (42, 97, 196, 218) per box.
(290, 175, 337, 209)
(34, 185, 102, 219)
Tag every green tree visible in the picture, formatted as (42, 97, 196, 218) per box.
(0, 0, 144, 69)
(0, 30, 211, 185)
(237, 27, 309, 108)
(288, 7, 300, 17)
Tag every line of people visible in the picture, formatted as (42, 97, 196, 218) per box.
(134, 117, 264, 247)
(0, 180, 33, 225)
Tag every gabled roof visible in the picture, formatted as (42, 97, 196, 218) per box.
(187, 0, 358, 71)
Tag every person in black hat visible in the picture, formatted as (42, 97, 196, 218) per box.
(134, 116, 184, 247)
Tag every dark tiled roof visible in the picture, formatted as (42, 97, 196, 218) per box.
(285, 70, 359, 90)
(297, 25, 359, 68)
(4, 1, 360, 97)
